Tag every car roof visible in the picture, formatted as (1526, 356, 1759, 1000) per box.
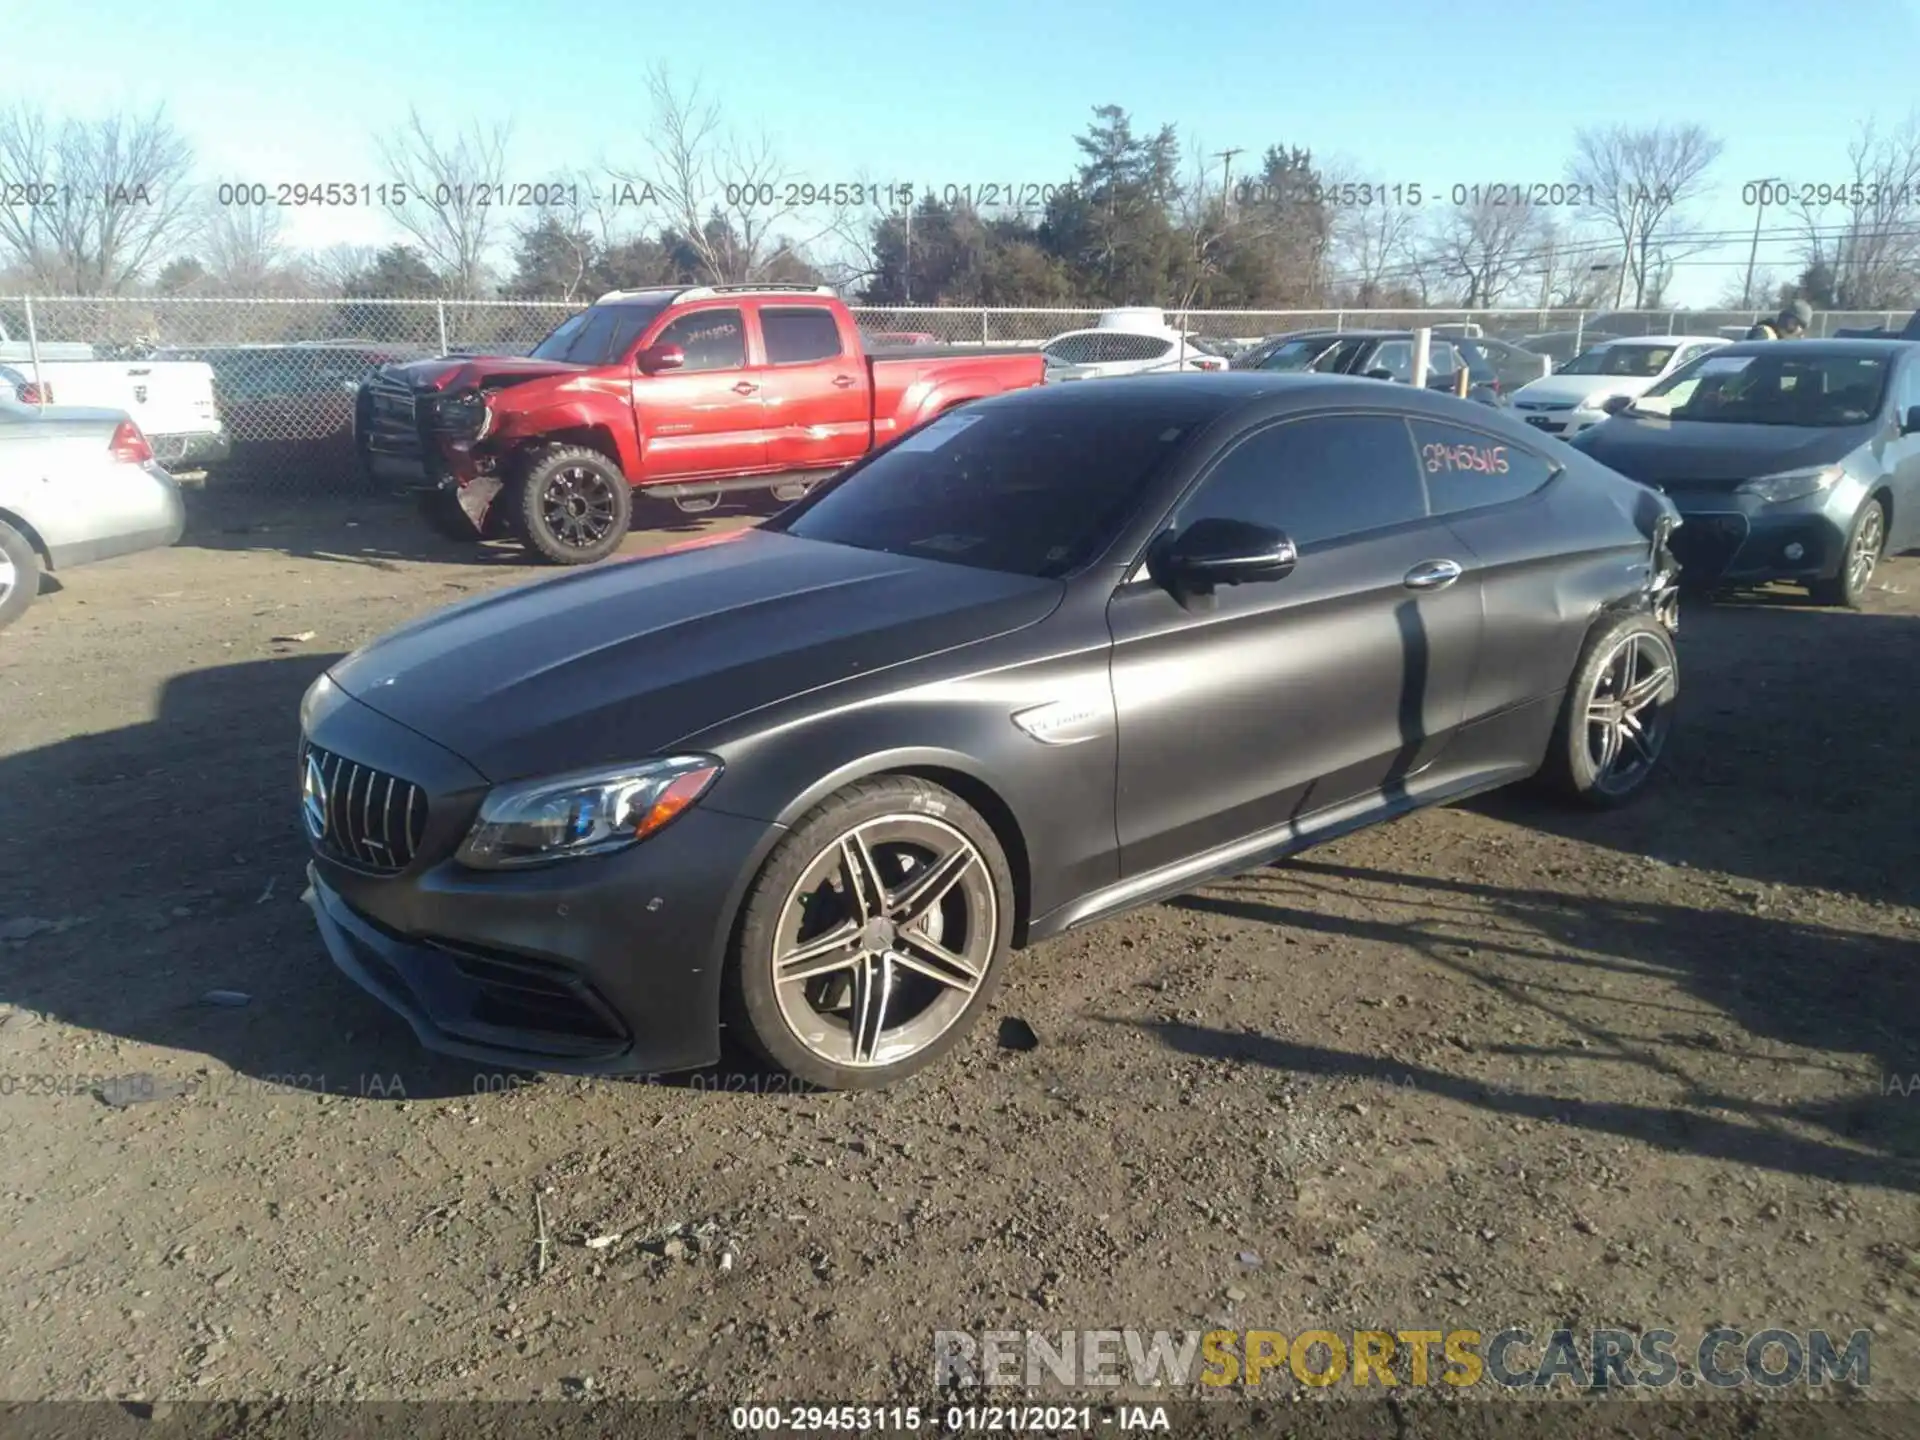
(1702, 338, 1919, 358)
(982, 369, 1533, 427)
(1596, 334, 1727, 347)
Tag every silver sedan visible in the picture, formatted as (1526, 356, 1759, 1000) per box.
(0, 397, 186, 630)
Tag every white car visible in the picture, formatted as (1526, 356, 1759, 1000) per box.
(0, 396, 185, 630)
(1040, 308, 1226, 381)
(1510, 335, 1729, 438)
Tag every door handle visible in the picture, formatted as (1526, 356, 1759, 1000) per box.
(832, 374, 856, 388)
(733, 381, 759, 396)
(1404, 559, 1464, 590)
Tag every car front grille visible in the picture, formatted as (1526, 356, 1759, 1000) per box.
(364, 376, 424, 455)
(302, 742, 427, 875)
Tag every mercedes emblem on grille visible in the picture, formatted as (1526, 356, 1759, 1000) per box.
(133, 385, 148, 404)
(302, 753, 329, 841)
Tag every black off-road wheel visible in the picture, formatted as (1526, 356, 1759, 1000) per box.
(1539, 610, 1678, 809)
(1809, 496, 1885, 609)
(723, 776, 1016, 1091)
(512, 445, 633, 566)
(0, 520, 39, 631)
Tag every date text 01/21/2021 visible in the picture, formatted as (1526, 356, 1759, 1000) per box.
(728, 1406, 1173, 1432)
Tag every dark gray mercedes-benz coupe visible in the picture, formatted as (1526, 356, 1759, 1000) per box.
(299, 374, 1682, 1090)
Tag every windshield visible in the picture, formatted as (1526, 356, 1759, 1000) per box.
(1634, 350, 1889, 426)
(1254, 337, 1340, 372)
(528, 301, 669, 363)
(774, 401, 1207, 578)
(1559, 344, 1675, 378)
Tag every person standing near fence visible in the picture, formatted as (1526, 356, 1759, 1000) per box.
(1746, 299, 1811, 341)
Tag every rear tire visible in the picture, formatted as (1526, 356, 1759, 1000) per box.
(1808, 497, 1884, 609)
(512, 445, 632, 566)
(723, 776, 1015, 1091)
(1539, 610, 1678, 809)
(0, 520, 41, 631)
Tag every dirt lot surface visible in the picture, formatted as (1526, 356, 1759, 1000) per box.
(1, 484, 1918, 1429)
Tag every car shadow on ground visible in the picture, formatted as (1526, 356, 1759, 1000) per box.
(1467, 599, 1920, 910)
(0, 655, 793, 1105)
(177, 478, 771, 571)
(1155, 859, 1920, 1192)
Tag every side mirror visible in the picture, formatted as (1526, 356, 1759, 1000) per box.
(1364, 368, 1395, 382)
(637, 344, 685, 375)
(1903, 404, 1920, 435)
(1150, 517, 1297, 600)
(1601, 394, 1634, 415)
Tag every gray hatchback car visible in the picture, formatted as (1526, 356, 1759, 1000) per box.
(1573, 339, 1920, 607)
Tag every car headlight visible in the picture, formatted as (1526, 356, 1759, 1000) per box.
(1734, 465, 1845, 505)
(433, 390, 491, 439)
(455, 757, 722, 870)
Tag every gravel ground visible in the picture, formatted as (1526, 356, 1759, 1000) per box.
(1, 485, 1917, 1428)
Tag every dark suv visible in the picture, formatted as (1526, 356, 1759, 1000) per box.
(1241, 330, 1509, 406)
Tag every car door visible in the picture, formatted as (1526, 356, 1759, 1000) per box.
(1882, 351, 1920, 551)
(1405, 414, 1584, 723)
(1107, 411, 1486, 878)
(633, 305, 768, 478)
(754, 304, 869, 473)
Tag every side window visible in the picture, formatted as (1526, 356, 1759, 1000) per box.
(1179, 414, 1428, 551)
(1368, 341, 1413, 381)
(653, 308, 746, 372)
(1047, 335, 1098, 365)
(761, 306, 844, 364)
(1427, 343, 1459, 375)
(1409, 418, 1559, 516)
(1895, 355, 1920, 415)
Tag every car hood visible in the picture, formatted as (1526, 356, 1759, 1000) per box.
(325, 529, 1063, 781)
(382, 355, 585, 393)
(1513, 373, 1656, 407)
(1573, 416, 1875, 489)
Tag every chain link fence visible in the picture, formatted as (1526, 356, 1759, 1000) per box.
(4, 295, 1914, 489)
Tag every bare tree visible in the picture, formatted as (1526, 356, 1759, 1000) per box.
(1524, 219, 1616, 308)
(1329, 182, 1419, 305)
(302, 243, 379, 295)
(375, 109, 512, 296)
(1568, 124, 1724, 308)
(201, 198, 290, 292)
(611, 66, 834, 285)
(0, 104, 200, 292)
(1421, 200, 1547, 307)
(1793, 114, 1920, 308)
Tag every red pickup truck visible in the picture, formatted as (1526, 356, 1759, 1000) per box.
(356, 284, 1047, 564)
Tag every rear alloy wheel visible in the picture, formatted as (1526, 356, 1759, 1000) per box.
(727, 777, 1014, 1090)
(0, 519, 40, 631)
(514, 445, 632, 565)
(1542, 612, 1678, 808)
(1809, 497, 1885, 609)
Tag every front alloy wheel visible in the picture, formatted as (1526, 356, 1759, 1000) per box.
(1811, 498, 1884, 608)
(728, 778, 1014, 1089)
(513, 444, 633, 565)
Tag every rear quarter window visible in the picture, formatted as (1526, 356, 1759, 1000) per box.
(1408, 417, 1559, 515)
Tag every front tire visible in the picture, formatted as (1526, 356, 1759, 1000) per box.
(1809, 497, 1885, 608)
(512, 445, 632, 566)
(0, 520, 40, 631)
(725, 777, 1015, 1091)
(1540, 610, 1678, 809)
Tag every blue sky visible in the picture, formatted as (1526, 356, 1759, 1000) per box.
(4, 0, 1913, 304)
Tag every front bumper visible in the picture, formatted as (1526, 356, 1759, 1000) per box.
(300, 687, 780, 1076)
(1516, 410, 1601, 438)
(1666, 493, 1849, 586)
(150, 429, 231, 469)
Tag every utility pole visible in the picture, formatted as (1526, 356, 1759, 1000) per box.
(1214, 148, 1243, 215)
(1741, 186, 1765, 309)
(902, 199, 913, 305)
(1537, 233, 1555, 311)
(1614, 191, 1640, 310)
